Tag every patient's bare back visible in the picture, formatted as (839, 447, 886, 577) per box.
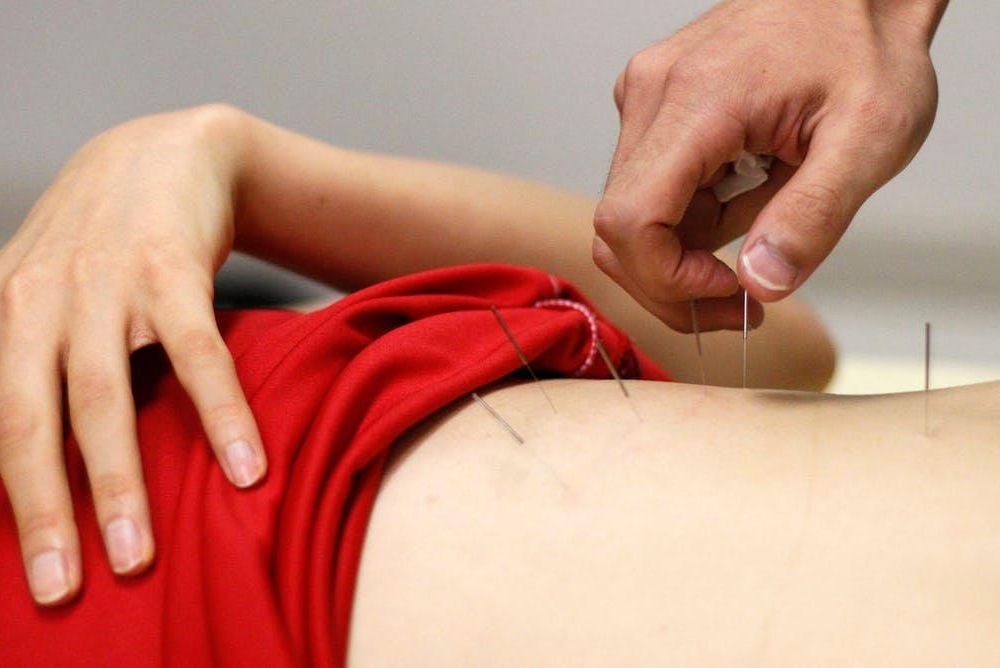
(351, 379, 1000, 666)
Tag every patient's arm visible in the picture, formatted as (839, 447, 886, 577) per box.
(350, 379, 1000, 665)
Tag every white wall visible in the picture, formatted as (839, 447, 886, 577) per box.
(3, 1, 998, 368)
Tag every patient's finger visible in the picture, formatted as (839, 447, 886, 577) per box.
(0, 310, 80, 605)
(151, 288, 266, 488)
(66, 303, 154, 576)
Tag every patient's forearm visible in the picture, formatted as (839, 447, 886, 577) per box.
(235, 111, 598, 292)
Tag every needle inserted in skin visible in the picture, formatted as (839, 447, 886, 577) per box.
(742, 288, 749, 389)
(688, 296, 707, 385)
(594, 338, 642, 420)
(472, 392, 524, 444)
(490, 305, 557, 413)
(924, 322, 931, 436)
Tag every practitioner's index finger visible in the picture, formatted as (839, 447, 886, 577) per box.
(595, 115, 739, 305)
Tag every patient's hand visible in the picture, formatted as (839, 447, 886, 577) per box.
(0, 105, 265, 605)
(594, 0, 944, 331)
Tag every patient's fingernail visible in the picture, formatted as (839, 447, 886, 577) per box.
(741, 238, 798, 292)
(29, 549, 69, 604)
(224, 439, 258, 488)
(105, 516, 142, 574)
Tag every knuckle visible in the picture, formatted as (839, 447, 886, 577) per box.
(70, 368, 120, 412)
(89, 471, 135, 507)
(17, 508, 65, 540)
(1, 265, 46, 314)
(663, 57, 703, 90)
(622, 49, 663, 92)
(613, 71, 626, 112)
(203, 401, 246, 431)
(884, 107, 921, 144)
(591, 237, 619, 278)
(180, 328, 228, 364)
(126, 318, 158, 352)
(853, 92, 883, 124)
(854, 92, 925, 144)
(185, 103, 243, 135)
(138, 243, 189, 297)
(783, 182, 843, 230)
(68, 250, 112, 288)
(669, 261, 709, 298)
(0, 398, 39, 461)
(593, 203, 621, 242)
(593, 197, 639, 242)
(649, 277, 686, 306)
(881, 104, 918, 136)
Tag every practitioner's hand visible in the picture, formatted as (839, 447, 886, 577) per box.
(594, 0, 945, 331)
(0, 105, 266, 605)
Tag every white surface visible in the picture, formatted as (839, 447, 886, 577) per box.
(828, 354, 1000, 395)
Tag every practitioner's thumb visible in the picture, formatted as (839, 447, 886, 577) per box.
(738, 129, 886, 301)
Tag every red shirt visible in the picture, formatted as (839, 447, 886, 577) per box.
(0, 264, 668, 667)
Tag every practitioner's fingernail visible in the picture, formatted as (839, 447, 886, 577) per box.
(105, 516, 142, 574)
(29, 549, 69, 604)
(741, 238, 797, 292)
(224, 439, 259, 488)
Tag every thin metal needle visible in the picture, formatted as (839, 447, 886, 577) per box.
(594, 339, 629, 397)
(688, 296, 707, 385)
(472, 392, 524, 444)
(924, 322, 931, 436)
(742, 288, 749, 389)
(594, 338, 642, 420)
(490, 305, 557, 413)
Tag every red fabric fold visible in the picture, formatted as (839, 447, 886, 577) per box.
(0, 263, 669, 667)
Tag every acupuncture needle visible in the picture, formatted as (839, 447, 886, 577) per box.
(472, 392, 524, 444)
(471, 392, 570, 490)
(742, 288, 749, 389)
(594, 338, 642, 421)
(490, 305, 557, 413)
(688, 296, 707, 385)
(924, 322, 931, 436)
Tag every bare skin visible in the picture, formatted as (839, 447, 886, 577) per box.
(595, 0, 948, 330)
(0, 106, 834, 605)
(351, 378, 1000, 666)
